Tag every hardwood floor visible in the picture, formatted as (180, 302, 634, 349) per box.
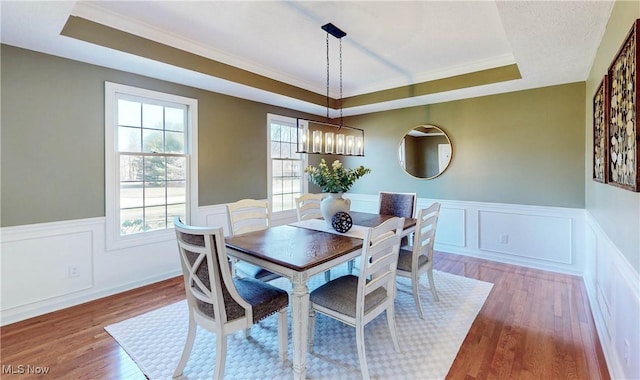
(0, 252, 609, 379)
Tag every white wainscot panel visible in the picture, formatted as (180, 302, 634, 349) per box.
(203, 207, 230, 234)
(478, 210, 572, 264)
(613, 266, 640, 380)
(1, 231, 93, 310)
(436, 207, 466, 247)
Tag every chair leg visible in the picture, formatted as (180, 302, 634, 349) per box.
(308, 309, 316, 353)
(277, 308, 287, 362)
(427, 268, 439, 302)
(173, 314, 197, 377)
(412, 272, 425, 319)
(348, 259, 355, 274)
(324, 270, 331, 282)
(231, 257, 239, 278)
(214, 334, 228, 380)
(386, 306, 401, 353)
(355, 324, 370, 380)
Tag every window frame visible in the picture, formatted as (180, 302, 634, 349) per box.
(105, 82, 198, 251)
(267, 113, 308, 216)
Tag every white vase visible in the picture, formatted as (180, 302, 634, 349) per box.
(320, 193, 351, 226)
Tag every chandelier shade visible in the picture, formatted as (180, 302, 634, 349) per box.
(297, 119, 364, 156)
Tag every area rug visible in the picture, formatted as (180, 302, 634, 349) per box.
(105, 266, 493, 380)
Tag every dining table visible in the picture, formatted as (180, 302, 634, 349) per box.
(224, 211, 416, 380)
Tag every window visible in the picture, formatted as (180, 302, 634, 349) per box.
(105, 82, 198, 250)
(267, 114, 307, 213)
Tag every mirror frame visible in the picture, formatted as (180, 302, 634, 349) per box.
(398, 124, 453, 180)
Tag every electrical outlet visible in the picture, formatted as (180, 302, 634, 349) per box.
(68, 265, 80, 278)
(624, 338, 630, 367)
(499, 234, 509, 244)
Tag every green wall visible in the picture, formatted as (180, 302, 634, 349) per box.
(1, 44, 586, 228)
(0, 45, 315, 227)
(585, 1, 640, 272)
(343, 82, 586, 208)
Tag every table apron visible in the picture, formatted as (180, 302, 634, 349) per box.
(226, 247, 363, 280)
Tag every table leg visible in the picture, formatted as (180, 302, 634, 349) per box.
(290, 272, 310, 380)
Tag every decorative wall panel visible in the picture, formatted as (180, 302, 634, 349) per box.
(593, 75, 609, 183)
(607, 19, 639, 191)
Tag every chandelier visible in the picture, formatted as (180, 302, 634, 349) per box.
(296, 23, 365, 156)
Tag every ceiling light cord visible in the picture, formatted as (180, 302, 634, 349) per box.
(339, 37, 343, 129)
(326, 32, 330, 121)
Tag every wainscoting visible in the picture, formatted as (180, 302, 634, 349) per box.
(346, 193, 584, 275)
(0, 218, 181, 326)
(1, 195, 638, 379)
(584, 214, 640, 380)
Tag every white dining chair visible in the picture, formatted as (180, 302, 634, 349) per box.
(295, 193, 324, 221)
(173, 218, 288, 379)
(308, 216, 405, 380)
(226, 199, 280, 282)
(396, 202, 441, 319)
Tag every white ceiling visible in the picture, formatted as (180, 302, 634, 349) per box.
(1, 1, 613, 117)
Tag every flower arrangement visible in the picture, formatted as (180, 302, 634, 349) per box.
(304, 159, 371, 193)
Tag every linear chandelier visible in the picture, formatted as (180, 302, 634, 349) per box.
(296, 22, 365, 157)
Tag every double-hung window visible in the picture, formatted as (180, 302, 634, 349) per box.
(105, 82, 198, 250)
(267, 114, 307, 213)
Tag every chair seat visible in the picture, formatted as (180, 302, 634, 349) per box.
(235, 261, 279, 282)
(310, 275, 386, 318)
(235, 278, 289, 323)
(397, 249, 429, 272)
(196, 277, 288, 323)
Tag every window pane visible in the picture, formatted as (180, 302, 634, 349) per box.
(144, 156, 166, 181)
(142, 104, 164, 130)
(118, 99, 141, 127)
(145, 205, 167, 231)
(281, 126, 291, 143)
(165, 131, 184, 153)
(118, 126, 142, 152)
(272, 160, 284, 177)
(167, 181, 186, 204)
(271, 124, 281, 141)
(292, 177, 301, 191)
(120, 182, 143, 208)
(120, 155, 143, 181)
(281, 195, 295, 211)
(271, 141, 282, 158)
(165, 107, 185, 132)
(272, 194, 283, 212)
(167, 157, 186, 180)
(281, 141, 291, 158)
(145, 183, 166, 207)
(143, 129, 164, 153)
(121, 207, 145, 235)
(282, 178, 293, 193)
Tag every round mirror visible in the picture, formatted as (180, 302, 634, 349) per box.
(398, 125, 453, 179)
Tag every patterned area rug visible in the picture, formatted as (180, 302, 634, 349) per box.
(105, 266, 492, 380)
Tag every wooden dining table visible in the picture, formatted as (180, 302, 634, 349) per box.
(225, 211, 416, 380)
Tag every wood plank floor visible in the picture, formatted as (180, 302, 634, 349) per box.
(0, 252, 609, 379)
